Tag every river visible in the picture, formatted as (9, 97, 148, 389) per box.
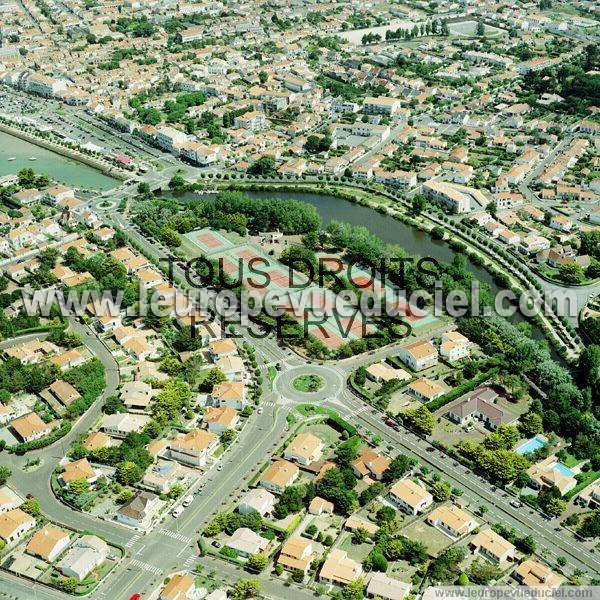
(0, 131, 118, 191)
(174, 188, 557, 351)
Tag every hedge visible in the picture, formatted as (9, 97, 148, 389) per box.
(426, 367, 500, 413)
(9, 421, 72, 455)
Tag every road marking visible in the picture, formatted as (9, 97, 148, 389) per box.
(159, 528, 193, 544)
(125, 534, 140, 548)
(183, 554, 197, 569)
(129, 558, 162, 576)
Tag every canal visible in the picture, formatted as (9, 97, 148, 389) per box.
(0, 131, 119, 191)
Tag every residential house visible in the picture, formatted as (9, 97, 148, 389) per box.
(203, 406, 239, 434)
(209, 339, 238, 360)
(365, 362, 411, 384)
(439, 331, 471, 362)
(283, 433, 324, 466)
(527, 456, 577, 496)
(513, 559, 563, 588)
(446, 387, 513, 430)
(308, 496, 334, 516)
(319, 549, 362, 586)
(238, 489, 276, 516)
(82, 431, 111, 452)
(426, 505, 479, 539)
(215, 355, 245, 381)
(101, 413, 150, 438)
(470, 528, 516, 564)
(169, 428, 218, 468)
(227, 527, 268, 558)
(407, 378, 444, 402)
(366, 573, 411, 600)
(26, 525, 71, 562)
(159, 574, 196, 600)
(277, 537, 314, 574)
(389, 479, 433, 515)
(10, 412, 51, 442)
(59, 458, 98, 488)
(0, 508, 36, 544)
(115, 491, 161, 528)
(142, 460, 186, 495)
(397, 340, 438, 371)
(259, 460, 300, 494)
(351, 449, 390, 481)
(209, 381, 247, 410)
(49, 380, 81, 408)
(58, 535, 108, 581)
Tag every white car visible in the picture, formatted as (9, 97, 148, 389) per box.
(172, 505, 184, 518)
(182, 495, 194, 507)
(257, 407, 263, 414)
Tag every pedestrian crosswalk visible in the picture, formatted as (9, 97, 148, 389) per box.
(125, 534, 141, 548)
(129, 558, 162, 576)
(159, 528, 193, 544)
(183, 554, 197, 569)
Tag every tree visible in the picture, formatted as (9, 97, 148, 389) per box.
(469, 559, 502, 584)
(558, 263, 585, 284)
(230, 579, 261, 599)
(137, 181, 151, 196)
(247, 156, 277, 176)
(516, 534, 536, 554)
(375, 506, 396, 525)
(59, 577, 78, 593)
(579, 511, 600, 538)
(20, 498, 41, 518)
(359, 482, 384, 506)
(519, 412, 543, 437)
(352, 526, 369, 544)
(116, 460, 142, 485)
(402, 406, 435, 435)
(199, 368, 227, 392)
(247, 553, 268, 573)
(411, 195, 426, 215)
(382, 454, 410, 483)
(431, 481, 452, 502)
(220, 429, 237, 446)
(368, 551, 388, 572)
(0, 466, 11, 486)
(342, 578, 365, 600)
(476, 20, 485, 37)
(335, 437, 360, 466)
(259, 71, 268, 84)
(68, 477, 90, 496)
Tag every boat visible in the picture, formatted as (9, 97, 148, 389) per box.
(28, 156, 37, 161)
(7, 157, 16, 161)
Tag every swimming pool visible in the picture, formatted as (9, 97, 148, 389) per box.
(553, 463, 575, 477)
(516, 436, 547, 455)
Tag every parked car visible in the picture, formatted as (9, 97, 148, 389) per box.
(172, 505, 184, 518)
(182, 495, 194, 507)
(212, 541, 221, 549)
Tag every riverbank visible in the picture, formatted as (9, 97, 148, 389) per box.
(209, 179, 582, 361)
(0, 122, 127, 186)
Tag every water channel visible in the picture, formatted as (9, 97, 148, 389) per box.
(0, 131, 119, 191)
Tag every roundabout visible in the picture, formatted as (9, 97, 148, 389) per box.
(274, 363, 344, 403)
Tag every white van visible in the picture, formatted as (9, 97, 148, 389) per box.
(172, 505, 184, 518)
(182, 495, 194, 507)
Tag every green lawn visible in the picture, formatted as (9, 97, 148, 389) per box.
(293, 374, 324, 393)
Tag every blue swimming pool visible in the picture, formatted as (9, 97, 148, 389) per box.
(516, 436, 547, 455)
(553, 463, 575, 477)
